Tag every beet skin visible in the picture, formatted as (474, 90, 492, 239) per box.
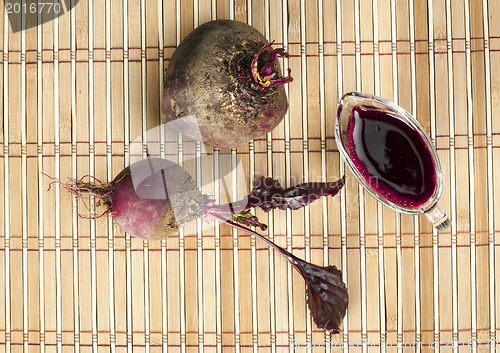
(109, 159, 210, 239)
(57, 159, 210, 240)
(162, 19, 292, 149)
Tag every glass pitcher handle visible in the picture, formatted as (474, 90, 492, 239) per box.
(424, 205, 451, 231)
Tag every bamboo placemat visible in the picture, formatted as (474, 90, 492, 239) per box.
(1, 0, 499, 352)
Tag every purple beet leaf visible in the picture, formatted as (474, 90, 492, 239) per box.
(208, 176, 345, 218)
(288, 254, 348, 333)
(209, 213, 348, 333)
(246, 176, 346, 212)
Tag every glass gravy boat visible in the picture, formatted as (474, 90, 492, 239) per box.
(335, 92, 451, 231)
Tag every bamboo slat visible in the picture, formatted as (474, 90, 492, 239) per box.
(0, 0, 499, 352)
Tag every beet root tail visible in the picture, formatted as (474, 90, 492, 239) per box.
(43, 172, 113, 219)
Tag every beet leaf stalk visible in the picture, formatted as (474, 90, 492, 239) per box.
(48, 158, 348, 332)
(211, 212, 348, 333)
(204, 175, 348, 332)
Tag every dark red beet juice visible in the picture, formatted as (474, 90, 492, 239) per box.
(348, 105, 436, 208)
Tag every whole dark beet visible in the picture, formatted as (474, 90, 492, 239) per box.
(162, 19, 292, 149)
